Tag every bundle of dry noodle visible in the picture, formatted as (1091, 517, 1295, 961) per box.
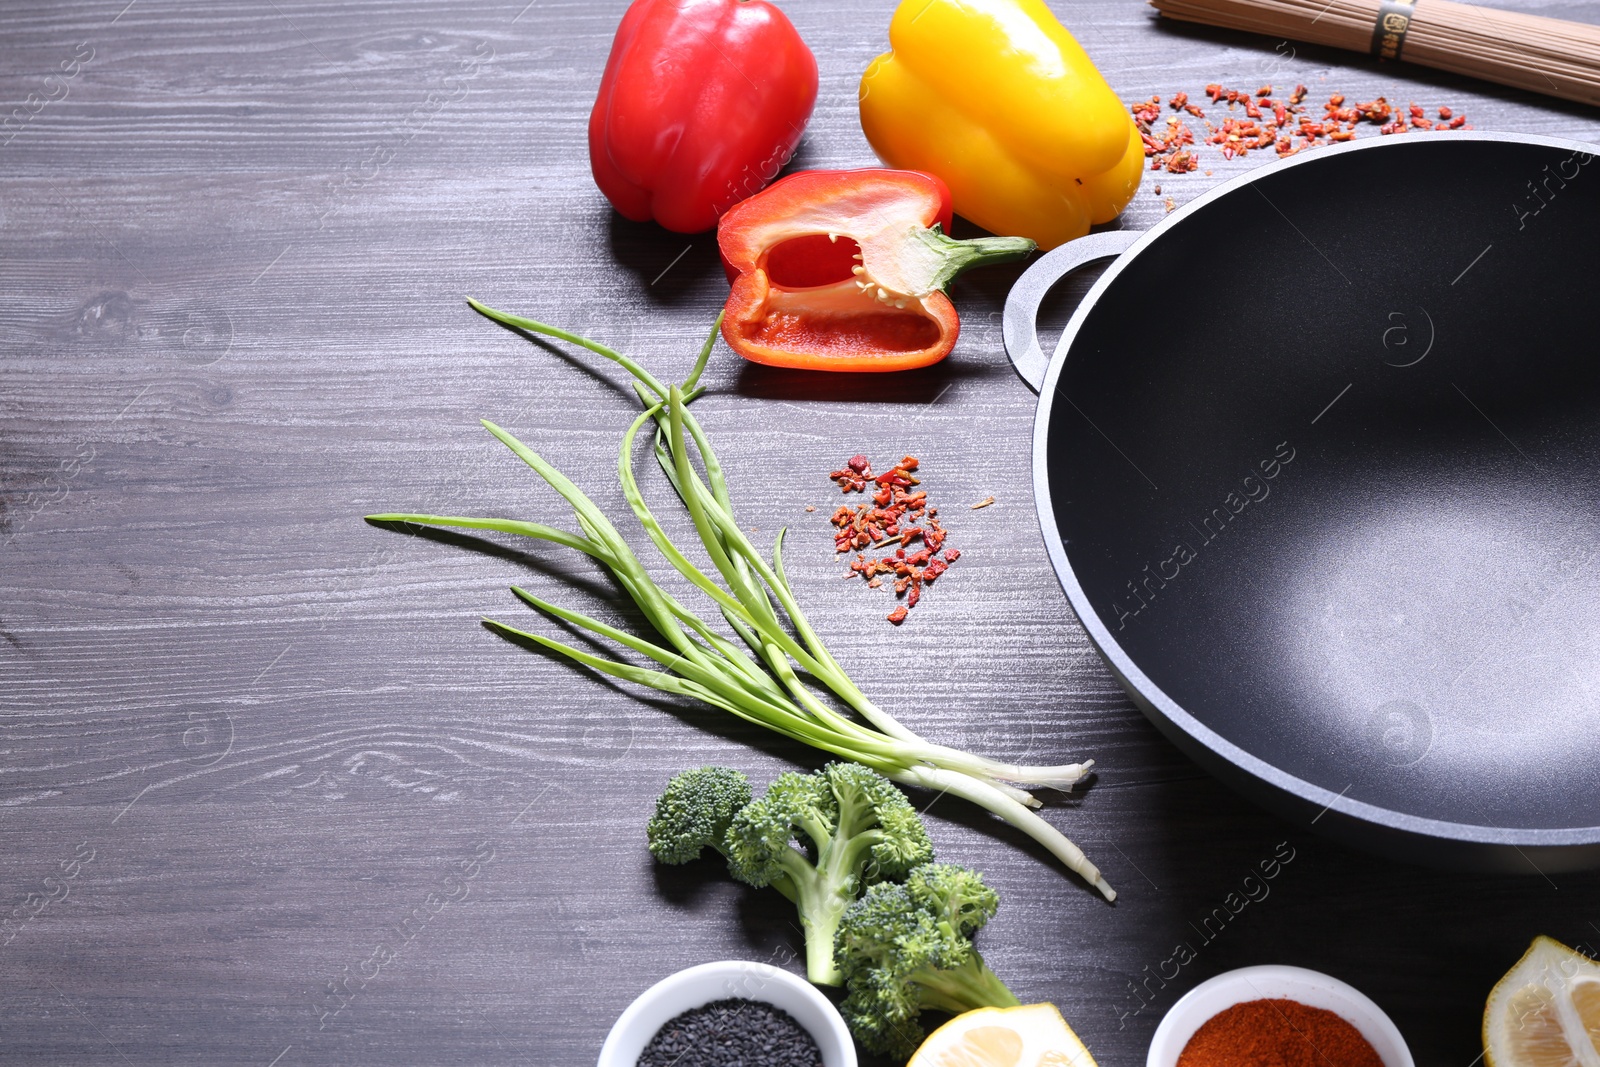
(1150, 0, 1600, 108)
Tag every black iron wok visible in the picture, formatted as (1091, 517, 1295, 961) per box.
(1002, 131, 1600, 872)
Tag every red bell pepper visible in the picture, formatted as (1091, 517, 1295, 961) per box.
(589, 0, 818, 234)
(717, 169, 1036, 372)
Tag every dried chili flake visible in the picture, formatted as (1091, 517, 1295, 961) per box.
(1133, 104, 1201, 173)
(1357, 96, 1392, 122)
(829, 458, 871, 492)
(1131, 82, 1469, 171)
(829, 453, 962, 625)
(886, 606, 908, 625)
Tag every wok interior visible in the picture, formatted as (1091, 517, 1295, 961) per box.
(1048, 138, 1600, 832)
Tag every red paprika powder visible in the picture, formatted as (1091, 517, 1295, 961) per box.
(1177, 998, 1384, 1067)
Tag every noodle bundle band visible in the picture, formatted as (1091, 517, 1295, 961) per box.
(1150, 0, 1600, 108)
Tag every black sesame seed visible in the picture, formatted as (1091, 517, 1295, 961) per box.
(637, 997, 824, 1067)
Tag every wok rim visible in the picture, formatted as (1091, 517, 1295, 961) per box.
(1031, 130, 1600, 848)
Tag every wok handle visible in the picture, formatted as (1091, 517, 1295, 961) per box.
(1002, 230, 1140, 393)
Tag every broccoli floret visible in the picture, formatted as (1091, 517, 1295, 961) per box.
(646, 766, 751, 865)
(834, 863, 1020, 1059)
(649, 761, 933, 986)
(726, 762, 935, 986)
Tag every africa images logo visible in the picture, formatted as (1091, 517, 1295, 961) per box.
(1108, 441, 1297, 631)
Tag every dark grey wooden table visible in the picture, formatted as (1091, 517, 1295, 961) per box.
(4, 1, 1600, 1064)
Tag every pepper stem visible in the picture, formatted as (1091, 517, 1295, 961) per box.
(915, 224, 1036, 292)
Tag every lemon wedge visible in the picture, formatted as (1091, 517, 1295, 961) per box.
(1485, 935, 1600, 1067)
(908, 1004, 1096, 1067)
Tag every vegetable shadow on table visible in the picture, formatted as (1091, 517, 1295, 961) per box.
(606, 214, 726, 301)
(733, 359, 977, 405)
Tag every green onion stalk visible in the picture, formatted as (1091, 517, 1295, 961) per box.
(368, 300, 1115, 901)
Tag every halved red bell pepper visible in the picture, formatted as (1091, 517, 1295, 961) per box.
(589, 0, 818, 234)
(717, 169, 1035, 372)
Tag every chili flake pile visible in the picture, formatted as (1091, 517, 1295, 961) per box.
(828, 454, 961, 625)
(1133, 82, 1470, 172)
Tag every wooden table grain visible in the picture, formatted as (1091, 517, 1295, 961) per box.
(4, 1, 1599, 1064)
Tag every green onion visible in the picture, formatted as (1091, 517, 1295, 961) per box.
(367, 300, 1115, 901)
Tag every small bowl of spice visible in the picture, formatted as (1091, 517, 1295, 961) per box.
(597, 959, 857, 1067)
(1147, 964, 1414, 1067)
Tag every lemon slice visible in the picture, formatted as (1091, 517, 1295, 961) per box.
(1485, 935, 1600, 1067)
(908, 1003, 1096, 1067)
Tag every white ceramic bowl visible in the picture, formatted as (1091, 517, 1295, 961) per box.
(1147, 965, 1414, 1067)
(596, 959, 857, 1067)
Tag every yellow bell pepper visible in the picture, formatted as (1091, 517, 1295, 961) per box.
(859, 0, 1144, 249)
